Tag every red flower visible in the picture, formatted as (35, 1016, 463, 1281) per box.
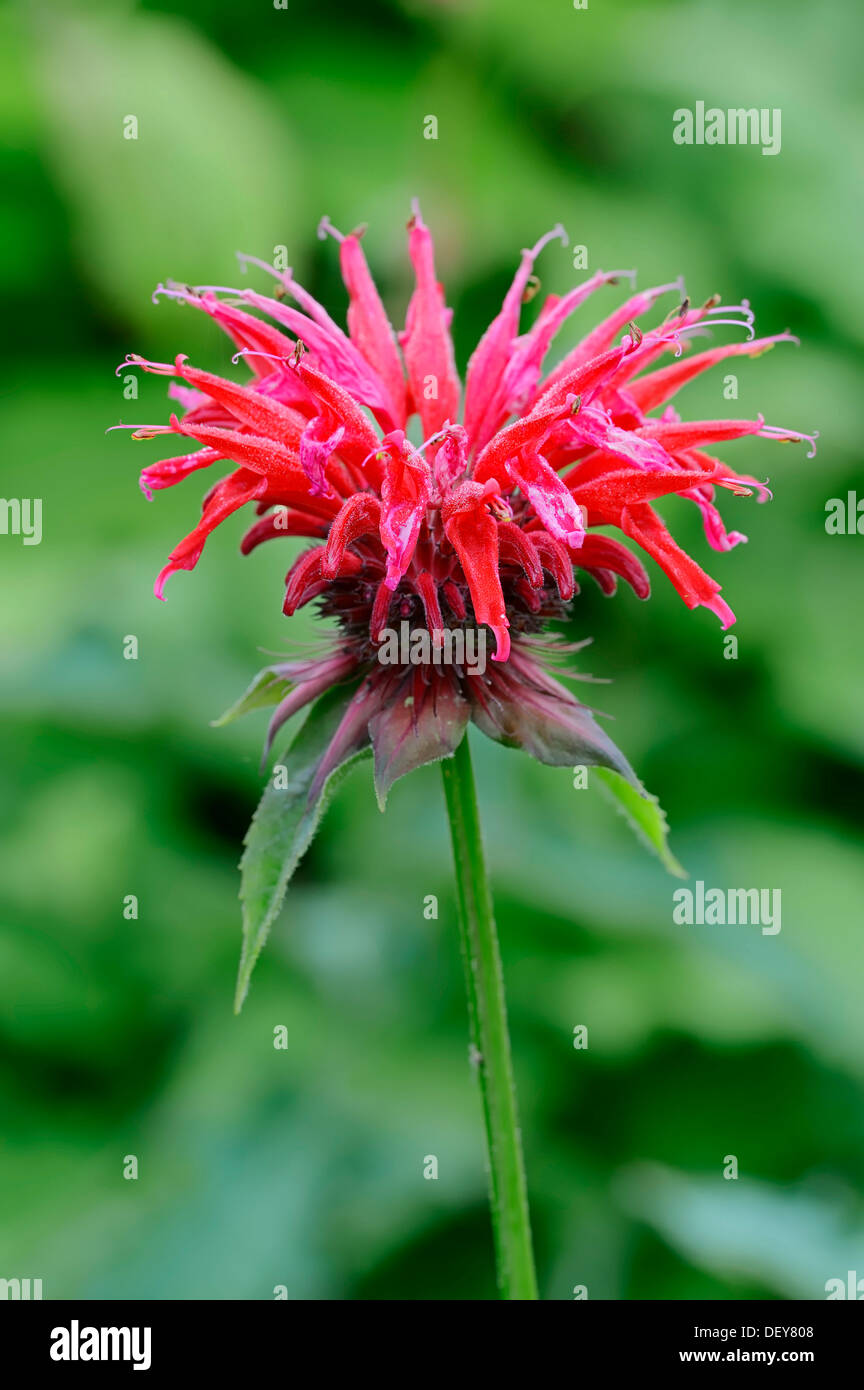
(117, 208, 812, 801)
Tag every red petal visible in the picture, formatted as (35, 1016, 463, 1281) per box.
(291, 357, 384, 481)
(170, 417, 307, 490)
(463, 225, 566, 452)
(537, 280, 682, 402)
(241, 508, 328, 554)
(241, 288, 393, 423)
(339, 232, 408, 428)
(529, 531, 575, 599)
(442, 483, 509, 660)
(497, 520, 544, 588)
(570, 464, 714, 513)
(399, 208, 461, 437)
(378, 434, 431, 588)
(442, 580, 467, 621)
(620, 503, 734, 626)
(413, 571, 445, 637)
(182, 294, 296, 379)
(571, 534, 650, 598)
(283, 545, 363, 615)
(322, 492, 382, 578)
(176, 359, 306, 447)
(155, 468, 267, 598)
(637, 417, 763, 453)
(139, 447, 220, 498)
(473, 400, 571, 486)
(505, 450, 586, 547)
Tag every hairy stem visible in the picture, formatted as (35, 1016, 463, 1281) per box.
(440, 734, 538, 1300)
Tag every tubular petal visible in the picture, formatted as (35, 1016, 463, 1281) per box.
(620, 502, 733, 624)
(155, 469, 267, 599)
(299, 416, 345, 497)
(497, 520, 545, 588)
(338, 232, 408, 427)
(322, 492, 382, 578)
(570, 535, 650, 598)
(463, 224, 567, 452)
(529, 531, 576, 599)
(241, 508, 328, 554)
(442, 483, 509, 661)
(378, 433, 432, 588)
(399, 205, 461, 438)
(505, 451, 586, 548)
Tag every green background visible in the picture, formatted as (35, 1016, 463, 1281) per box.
(1, 0, 862, 1299)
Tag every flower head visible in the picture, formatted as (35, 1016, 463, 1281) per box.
(117, 207, 812, 802)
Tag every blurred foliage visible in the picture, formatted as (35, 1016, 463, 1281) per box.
(0, 0, 862, 1299)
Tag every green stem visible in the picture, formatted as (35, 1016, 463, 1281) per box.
(440, 733, 539, 1300)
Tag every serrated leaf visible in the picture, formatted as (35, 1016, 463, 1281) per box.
(211, 667, 292, 728)
(594, 766, 686, 878)
(235, 685, 369, 1012)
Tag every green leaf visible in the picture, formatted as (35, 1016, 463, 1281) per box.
(235, 685, 370, 1013)
(211, 667, 292, 728)
(593, 767, 686, 878)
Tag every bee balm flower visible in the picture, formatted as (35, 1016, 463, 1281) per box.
(117, 207, 812, 803)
